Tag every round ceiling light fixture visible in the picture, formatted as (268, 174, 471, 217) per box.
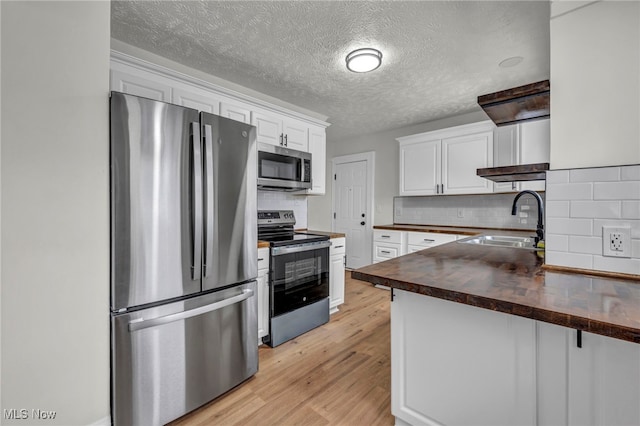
(346, 48, 383, 73)
(499, 56, 524, 68)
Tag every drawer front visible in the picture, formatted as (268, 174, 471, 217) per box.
(374, 243, 401, 260)
(257, 247, 269, 271)
(374, 230, 404, 244)
(407, 245, 426, 254)
(407, 232, 457, 248)
(330, 237, 346, 256)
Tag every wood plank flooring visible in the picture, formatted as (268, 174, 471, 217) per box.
(170, 274, 393, 426)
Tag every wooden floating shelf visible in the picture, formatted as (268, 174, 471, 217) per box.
(478, 80, 550, 127)
(477, 162, 550, 182)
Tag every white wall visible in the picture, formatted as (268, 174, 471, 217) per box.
(550, 1, 640, 169)
(1, 2, 110, 425)
(307, 110, 488, 231)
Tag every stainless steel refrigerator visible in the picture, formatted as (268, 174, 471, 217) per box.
(110, 92, 258, 425)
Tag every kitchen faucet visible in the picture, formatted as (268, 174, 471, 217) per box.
(511, 190, 544, 244)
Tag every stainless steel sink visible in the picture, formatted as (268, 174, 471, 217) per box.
(458, 235, 538, 250)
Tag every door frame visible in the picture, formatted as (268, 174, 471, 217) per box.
(331, 151, 375, 268)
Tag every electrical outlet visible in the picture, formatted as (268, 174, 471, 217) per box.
(602, 225, 631, 258)
(457, 208, 464, 218)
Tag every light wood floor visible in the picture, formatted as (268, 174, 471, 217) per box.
(170, 274, 393, 426)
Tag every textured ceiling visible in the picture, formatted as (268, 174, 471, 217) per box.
(111, 1, 550, 140)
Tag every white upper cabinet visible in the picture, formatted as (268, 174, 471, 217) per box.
(307, 126, 326, 195)
(398, 121, 494, 196)
(493, 119, 550, 193)
(399, 138, 441, 196)
(251, 109, 309, 151)
(220, 101, 251, 124)
(172, 86, 221, 115)
(282, 118, 309, 151)
(110, 68, 171, 102)
(442, 131, 494, 194)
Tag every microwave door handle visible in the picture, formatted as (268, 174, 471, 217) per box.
(191, 122, 202, 281)
(203, 124, 214, 278)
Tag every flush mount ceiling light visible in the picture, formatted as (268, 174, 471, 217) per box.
(346, 48, 382, 73)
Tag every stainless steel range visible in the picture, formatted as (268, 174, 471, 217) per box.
(258, 210, 331, 347)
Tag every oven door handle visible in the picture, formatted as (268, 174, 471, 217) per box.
(271, 240, 332, 256)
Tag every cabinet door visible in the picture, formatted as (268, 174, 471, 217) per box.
(442, 131, 493, 195)
(283, 118, 309, 151)
(537, 322, 640, 426)
(257, 248, 270, 344)
(519, 119, 550, 192)
(172, 87, 220, 115)
(110, 69, 171, 102)
(220, 101, 251, 124)
(307, 127, 326, 195)
(251, 110, 283, 146)
(399, 139, 440, 196)
(329, 251, 345, 314)
(392, 290, 536, 426)
(493, 124, 520, 193)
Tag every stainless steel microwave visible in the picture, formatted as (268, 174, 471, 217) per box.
(257, 143, 312, 191)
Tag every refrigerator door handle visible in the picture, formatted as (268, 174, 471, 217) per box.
(191, 122, 203, 280)
(203, 123, 214, 278)
(128, 288, 254, 332)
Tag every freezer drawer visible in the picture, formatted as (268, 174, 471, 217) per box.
(111, 282, 258, 426)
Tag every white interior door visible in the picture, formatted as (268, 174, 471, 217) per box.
(333, 153, 374, 269)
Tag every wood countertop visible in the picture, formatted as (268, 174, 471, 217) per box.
(374, 224, 533, 236)
(257, 240, 270, 249)
(296, 230, 346, 239)
(353, 232, 640, 344)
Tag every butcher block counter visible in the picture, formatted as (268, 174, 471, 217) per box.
(354, 229, 640, 343)
(354, 228, 640, 426)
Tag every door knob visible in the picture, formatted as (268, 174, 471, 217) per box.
(360, 221, 365, 226)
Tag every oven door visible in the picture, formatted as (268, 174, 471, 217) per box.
(257, 143, 311, 190)
(270, 242, 330, 317)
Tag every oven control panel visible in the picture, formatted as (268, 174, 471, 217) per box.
(258, 210, 295, 225)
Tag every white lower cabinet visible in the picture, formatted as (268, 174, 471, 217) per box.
(257, 247, 270, 345)
(537, 322, 640, 426)
(391, 290, 640, 426)
(406, 231, 457, 253)
(329, 237, 346, 314)
(391, 289, 536, 426)
(373, 230, 405, 263)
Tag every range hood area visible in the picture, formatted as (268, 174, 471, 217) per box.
(477, 80, 550, 182)
(478, 80, 550, 127)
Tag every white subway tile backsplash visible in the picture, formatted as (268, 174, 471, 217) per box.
(622, 201, 640, 219)
(633, 239, 640, 258)
(546, 234, 569, 252)
(570, 167, 620, 182)
(546, 217, 593, 236)
(569, 201, 621, 219)
(568, 236, 602, 255)
(621, 165, 640, 181)
(593, 256, 640, 275)
(546, 170, 569, 184)
(546, 201, 570, 218)
(593, 181, 640, 200)
(593, 219, 640, 239)
(545, 183, 593, 200)
(546, 251, 593, 269)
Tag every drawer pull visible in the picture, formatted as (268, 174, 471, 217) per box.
(380, 250, 391, 254)
(334, 245, 344, 249)
(423, 238, 435, 242)
(257, 258, 264, 261)
(381, 235, 391, 238)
